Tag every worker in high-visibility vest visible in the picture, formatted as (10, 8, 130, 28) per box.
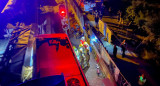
(83, 42, 89, 50)
(138, 74, 146, 85)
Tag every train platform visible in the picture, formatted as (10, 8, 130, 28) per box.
(69, 30, 115, 86)
(84, 12, 159, 86)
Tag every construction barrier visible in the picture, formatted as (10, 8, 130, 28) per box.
(99, 19, 112, 43)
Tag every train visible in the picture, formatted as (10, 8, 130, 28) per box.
(19, 34, 89, 86)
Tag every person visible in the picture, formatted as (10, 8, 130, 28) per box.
(121, 45, 125, 57)
(87, 23, 90, 31)
(109, 7, 112, 18)
(95, 15, 99, 28)
(96, 64, 100, 69)
(94, 10, 98, 16)
(121, 40, 126, 45)
(100, 3, 105, 19)
(113, 45, 117, 58)
(138, 74, 146, 85)
(96, 64, 100, 76)
(117, 10, 122, 22)
(121, 40, 126, 57)
(97, 68, 100, 76)
(84, 23, 88, 30)
(87, 24, 91, 38)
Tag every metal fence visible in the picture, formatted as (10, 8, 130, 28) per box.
(89, 27, 131, 86)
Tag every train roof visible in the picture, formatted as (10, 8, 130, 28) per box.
(36, 34, 68, 38)
(35, 34, 87, 86)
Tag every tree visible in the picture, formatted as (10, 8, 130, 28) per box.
(125, 0, 160, 61)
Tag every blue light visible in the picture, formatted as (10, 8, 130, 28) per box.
(30, 47, 33, 66)
(91, 36, 97, 42)
(83, 26, 85, 30)
(90, 35, 98, 44)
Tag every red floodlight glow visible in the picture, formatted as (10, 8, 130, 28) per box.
(59, 9, 66, 17)
(61, 11, 65, 13)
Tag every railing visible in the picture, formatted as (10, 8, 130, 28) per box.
(21, 29, 35, 82)
(89, 26, 131, 86)
(0, 26, 33, 85)
(0, 27, 30, 67)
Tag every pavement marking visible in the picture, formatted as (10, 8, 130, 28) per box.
(117, 54, 139, 65)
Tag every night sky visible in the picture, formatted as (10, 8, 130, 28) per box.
(0, 0, 8, 12)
